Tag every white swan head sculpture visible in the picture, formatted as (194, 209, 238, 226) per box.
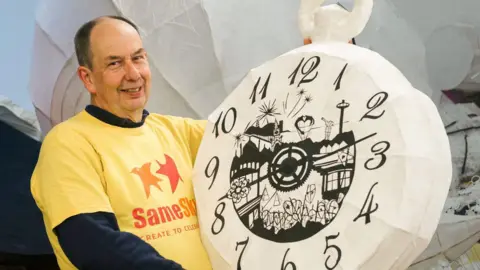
(298, 0, 373, 44)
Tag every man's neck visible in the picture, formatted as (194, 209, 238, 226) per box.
(91, 101, 143, 123)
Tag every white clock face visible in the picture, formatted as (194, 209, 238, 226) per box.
(193, 44, 451, 269)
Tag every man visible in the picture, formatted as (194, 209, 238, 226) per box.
(31, 16, 212, 270)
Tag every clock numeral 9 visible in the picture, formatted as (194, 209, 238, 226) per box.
(364, 141, 390, 170)
(213, 107, 237, 138)
(360, 91, 388, 121)
(235, 237, 249, 270)
(281, 248, 297, 270)
(205, 156, 219, 190)
(211, 202, 226, 235)
(249, 73, 271, 104)
(324, 232, 342, 270)
(288, 56, 321, 87)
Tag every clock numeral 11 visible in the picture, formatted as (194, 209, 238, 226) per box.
(250, 73, 271, 104)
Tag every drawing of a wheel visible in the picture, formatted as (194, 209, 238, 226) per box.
(268, 145, 312, 192)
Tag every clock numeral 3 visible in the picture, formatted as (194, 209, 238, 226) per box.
(288, 56, 321, 87)
(235, 237, 249, 270)
(360, 91, 388, 121)
(250, 73, 271, 104)
(354, 182, 379, 224)
(211, 202, 226, 235)
(324, 232, 342, 270)
(364, 141, 390, 170)
(281, 248, 297, 270)
(333, 63, 348, 91)
(213, 107, 237, 138)
(205, 156, 220, 190)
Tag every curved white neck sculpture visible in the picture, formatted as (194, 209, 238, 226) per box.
(298, 0, 373, 43)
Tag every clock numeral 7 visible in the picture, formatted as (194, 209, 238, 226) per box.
(360, 91, 388, 121)
(211, 202, 226, 235)
(364, 141, 390, 170)
(281, 248, 297, 270)
(288, 56, 321, 87)
(205, 156, 219, 190)
(212, 107, 237, 138)
(235, 237, 249, 270)
(324, 232, 342, 270)
(249, 73, 271, 104)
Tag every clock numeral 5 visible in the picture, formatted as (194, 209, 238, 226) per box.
(281, 248, 297, 270)
(324, 232, 342, 270)
(213, 107, 237, 138)
(235, 237, 250, 270)
(364, 141, 390, 170)
(360, 91, 388, 121)
(211, 202, 226, 235)
(288, 56, 321, 87)
(250, 73, 271, 104)
(205, 156, 220, 190)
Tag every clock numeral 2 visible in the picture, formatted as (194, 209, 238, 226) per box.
(324, 232, 342, 270)
(354, 182, 379, 224)
(211, 202, 226, 235)
(281, 248, 297, 270)
(288, 56, 321, 87)
(333, 63, 348, 91)
(212, 107, 237, 138)
(235, 237, 249, 270)
(364, 141, 390, 170)
(360, 91, 388, 121)
(205, 156, 220, 190)
(250, 73, 271, 104)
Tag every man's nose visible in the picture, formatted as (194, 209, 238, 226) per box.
(124, 61, 141, 81)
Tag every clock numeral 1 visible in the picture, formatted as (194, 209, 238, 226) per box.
(364, 141, 390, 170)
(205, 156, 220, 190)
(281, 248, 297, 270)
(333, 63, 348, 91)
(235, 237, 249, 270)
(353, 182, 379, 224)
(324, 232, 342, 270)
(360, 91, 388, 121)
(211, 202, 226, 235)
(250, 73, 271, 104)
(288, 56, 321, 87)
(212, 107, 237, 138)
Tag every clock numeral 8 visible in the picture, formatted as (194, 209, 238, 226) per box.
(324, 232, 342, 270)
(212, 107, 237, 138)
(364, 141, 390, 170)
(281, 248, 297, 270)
(360, 91, 388, 121)
(211, 202, 226, 235)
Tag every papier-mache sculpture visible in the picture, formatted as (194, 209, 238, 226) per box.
(192, 0, 452, 269)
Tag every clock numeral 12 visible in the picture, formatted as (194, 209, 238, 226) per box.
(333, 63, 348, 91)
(205, 156, 219, 190)
(212, 107, 237, 138)
(235, 237, 249, 270)
(324, 232, 342, 270)
(211, 202, 226, 235)
(250, 73, 271, 104)
(288, 56, 321, 87)
(354, 182, 379, 224)
(281, 248, 297, 270)
(360, 91, 388, 121)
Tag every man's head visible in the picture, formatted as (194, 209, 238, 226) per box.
(74, 16, 151, 121)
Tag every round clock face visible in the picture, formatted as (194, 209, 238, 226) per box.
(193, 43, 451, 269)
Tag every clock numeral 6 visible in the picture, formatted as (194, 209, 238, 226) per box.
(324, 232, 342, 270)
(364, 141, 390, 170)
(212, 107, 237, 138)
(288, 56, 321, 87)
(211, 202, 226, 235)
(235, 237, 250, 270)
(281, 248, 297, 270)
(205, 156, 220, 190)
(360, 91, 388, 121)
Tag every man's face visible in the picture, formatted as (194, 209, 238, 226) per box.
(81, 19, 151, 117)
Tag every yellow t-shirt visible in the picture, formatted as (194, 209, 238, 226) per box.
(31, 110, 212, 270)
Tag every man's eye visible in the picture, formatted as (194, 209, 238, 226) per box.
(133, 56, 145, 61)
(108, 61, 120, 66)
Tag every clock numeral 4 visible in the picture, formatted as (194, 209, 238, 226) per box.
(211, 202, 226, 235)
(364, 141, 390, 170)
(250, 73, 271, 104)
(354, 182, 379, 224)
(333, 63, 348, 91)
(288, 56, 321, 87)
(235, 237, 250, 270)
(360, 91, 388, 121)
(281, 248, 297, 270)
(324, 232, 342, 270)
(205, 156, 220, 190)
(212, 107, 237, 138)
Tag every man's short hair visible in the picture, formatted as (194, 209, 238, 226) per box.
(74, 15, 140, 69)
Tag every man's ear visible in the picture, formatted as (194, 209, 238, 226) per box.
(77, 66, 96, 94)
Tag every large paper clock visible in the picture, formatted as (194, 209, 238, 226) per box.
(193, 42, 452, 269)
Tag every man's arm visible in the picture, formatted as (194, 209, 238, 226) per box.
(55, 212, 182, 270)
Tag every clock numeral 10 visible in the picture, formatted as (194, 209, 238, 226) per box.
(288, 56, 321, 87)
(324, 232, 342, 270)
(212, 107, 237, 138)
(250, 73, 271, 104)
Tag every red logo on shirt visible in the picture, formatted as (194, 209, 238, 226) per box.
(131, 154, 183, 198)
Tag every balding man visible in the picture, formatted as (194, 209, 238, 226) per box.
(31, 16, 211, 270)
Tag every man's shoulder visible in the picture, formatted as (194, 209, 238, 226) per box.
(146, 113, 207, 128)
(42, 112, 91, 148)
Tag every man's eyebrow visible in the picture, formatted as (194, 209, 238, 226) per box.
(132, 48, 145, 56)
(104, 55, 122, 62)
